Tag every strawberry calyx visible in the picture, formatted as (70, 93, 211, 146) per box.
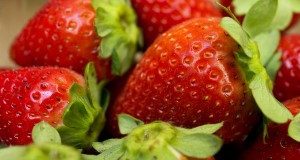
(92, 0, 142, 76)
(0, 122, 82, 160)
(89, 114, 223, 160)
(56, 62, 109, 149)
(221, 0, 300, 143)
(231, 0, 300, 30)
(218, 0, 294, 124)
(288, 113, 300, 142)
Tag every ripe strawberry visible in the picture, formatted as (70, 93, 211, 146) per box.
(0, 63, 107, 149)
(131, 0, 222, 48)
(273, 34, 300, 102)
(239, 96, 300, 160)
(10, 0, 141, 80)
(107, 17, 262, 144)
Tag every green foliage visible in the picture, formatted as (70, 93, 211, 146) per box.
(91, 115, 223, 160)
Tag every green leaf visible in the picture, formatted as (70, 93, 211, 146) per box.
(57, 63, 107, 149)
(32, 121, 61, 144)
(177, 122, 223, 135)
(100, 33, 123, 58)
(0, 146, 27, 160)
(171, 134, 222, 159)
(25, 143, 82, 160)
(93, 0, 141, 76)
(221, 16, 293, 125)
(242, 0, 278, 37)
(232, 0, 259, 15)
(270, 0, 293, 30)
(220, 17, 254, 57)
(0, 144, 82, 160)
(111, 40, 136, 75)
(287, 0, 300, 12)
(85, 63, 101, 109)
(265, 52, 282, 81)
(95, 144, 124, 160)
(57, 126, 89, 148)
(82, 154, 98, 160)
(122, 145, 178, 160)
(118, 114, 144, 135)
(58, 109, 106, 149)
(289, 113, 300, 142)
(249, 71, 293, 123)
(94, 120, 224, 160)
(92, 139, 123, 152)
(62, 101, 93, 129)
(253, 30, 280, 65)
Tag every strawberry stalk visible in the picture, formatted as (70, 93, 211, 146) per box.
(92, 0, 142, 76)
(87, 114, 223, 160)
(57, 63, 109, 149)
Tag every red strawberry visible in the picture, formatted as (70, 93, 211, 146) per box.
(239, 96, 300, 160)
(0, 63, 107, 149)
(131, 0, 222, 48)
(273, 34, 300, 102)
(10, 0, 141, 80)
(107, 17, 262, 144)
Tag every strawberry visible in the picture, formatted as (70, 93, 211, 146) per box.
(107, 17, 263, 144)
(131, 0, 222, 48)
(273, 34, 300, 102)
(239, 96, 300, 160)
(10, 0, 141, 80)
(0, 63, 108, 149)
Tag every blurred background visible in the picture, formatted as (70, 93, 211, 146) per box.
(0, 0, 47, 67)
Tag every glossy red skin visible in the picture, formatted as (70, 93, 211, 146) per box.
(10, 0, 113, 80)
(131, 0, 222, 48)
(239, 96, 300, 160)
(273, 34, 300, 102)
(107, 18, 261, 144)
(0, 67, 84, 145)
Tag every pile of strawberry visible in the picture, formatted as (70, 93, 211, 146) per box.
(1, 0, 300, 159)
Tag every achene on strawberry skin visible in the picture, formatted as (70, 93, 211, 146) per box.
(0, 67, 84, 145)
(107, 17, 262, 144)
(131, 0, 222, 48)
(0, 63, 107, 149)
(9, 0, 112, 80)
(273, 34, 300, 102)
(239, 96, 300, 160)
